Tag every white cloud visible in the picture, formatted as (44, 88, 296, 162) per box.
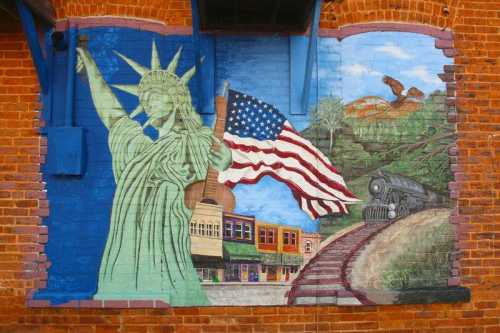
(401, 65, 442, 85)
(340, 63, 382, 77)
(374, 42, 413, 60)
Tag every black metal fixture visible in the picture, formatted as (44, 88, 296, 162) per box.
(197, 0, 317, 33)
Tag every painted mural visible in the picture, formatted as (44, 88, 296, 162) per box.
(36, 24, 467, 307)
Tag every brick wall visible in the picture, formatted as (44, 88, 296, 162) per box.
(1, 0, 500, 332)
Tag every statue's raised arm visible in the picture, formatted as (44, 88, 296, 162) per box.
(77, 47, 127, 129)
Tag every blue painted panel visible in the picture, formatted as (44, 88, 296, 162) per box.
(215, 36, 290, 117)
(47, 127, 85, 175)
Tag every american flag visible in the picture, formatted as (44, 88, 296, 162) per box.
(218, 90, 359, 220)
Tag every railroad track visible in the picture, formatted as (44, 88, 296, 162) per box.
(287, 221, 395, 305)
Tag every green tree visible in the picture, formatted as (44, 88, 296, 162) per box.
(310, 96, 345, 153)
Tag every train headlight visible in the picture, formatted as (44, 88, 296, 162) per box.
(388, 210, 396, 219)
(369, 178, 385, 196)
(388, 203, 396, 211)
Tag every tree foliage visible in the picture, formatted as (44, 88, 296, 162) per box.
(309, 96, 345, 153)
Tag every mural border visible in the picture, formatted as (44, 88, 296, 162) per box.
(27, 18, 464, 308)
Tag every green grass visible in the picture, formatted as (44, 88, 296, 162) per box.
(382, 223, 454, 290)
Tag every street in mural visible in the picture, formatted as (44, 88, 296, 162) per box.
(37, 27, 462, 306)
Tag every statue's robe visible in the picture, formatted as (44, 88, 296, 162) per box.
(94, 117, 212, 306)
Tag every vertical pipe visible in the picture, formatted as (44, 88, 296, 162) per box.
(15, 0, 49, 94)
(301, 0, 322, 113)
(191, 0, 203, 114)
(65, 27, 78, 127)
(43, 29, 54, 128)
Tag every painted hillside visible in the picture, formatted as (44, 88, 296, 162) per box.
(302, 91, 454, 236)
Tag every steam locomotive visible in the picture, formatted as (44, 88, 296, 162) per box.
(362, 171, 447, 223)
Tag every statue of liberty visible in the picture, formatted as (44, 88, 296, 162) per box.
(76, 41, 231, 306)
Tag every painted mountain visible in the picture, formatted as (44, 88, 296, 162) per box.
(302, 89, 454, 236)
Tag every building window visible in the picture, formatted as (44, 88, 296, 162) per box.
(224, 222, 232, 237)
(284, 232, 289, 245)
(196, 268, 217, 282)
(267, 228, 275, 244)
(283, 230, 297, 247)
(258, 227, 277, 245)
(190, 222, 197, 235)
(305, 240, 312, 253)
(259, 229, 266, 243)
(244, 224, 251, 240)
(235, 223, 243, 239)
(207, 224, 213, 237)
(199, 223, 205, 236)
(214, 224, 220, 237)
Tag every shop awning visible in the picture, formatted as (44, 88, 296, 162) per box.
(260, 253, 282, 266)
(223, 242, 261, 262)
(282, 253, 303, 266)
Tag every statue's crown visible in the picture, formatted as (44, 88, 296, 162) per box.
(110, 42, 196, 119)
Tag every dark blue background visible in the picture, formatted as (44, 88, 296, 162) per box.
(35, 27, 297, 303)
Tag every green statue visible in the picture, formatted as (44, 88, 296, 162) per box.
(76, 41, 232, 306)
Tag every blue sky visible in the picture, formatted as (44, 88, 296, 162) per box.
(319, 32, 452, 103)
(230, 32, 451, 233)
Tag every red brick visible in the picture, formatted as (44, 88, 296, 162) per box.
(0, 2, 499, 333)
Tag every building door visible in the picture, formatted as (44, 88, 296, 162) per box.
(248, 264, 259, 282)
(267, 266, 277, 281)
(224, 263, 241, 282)
(241, 264, 248, 282)
(284, 266, 290, 281)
